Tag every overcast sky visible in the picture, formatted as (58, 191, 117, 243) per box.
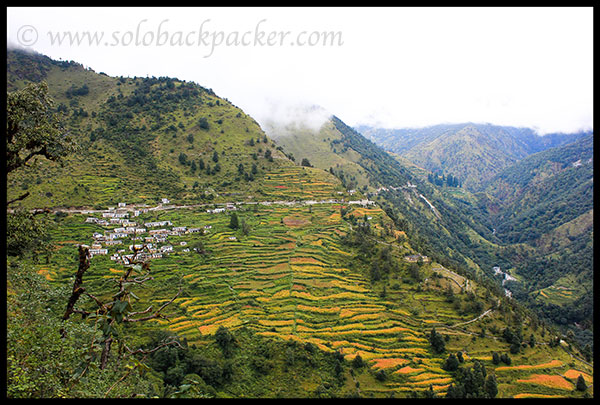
(7, 7, 593, 134)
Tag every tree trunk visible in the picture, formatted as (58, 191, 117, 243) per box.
(100, 337, 113, 370)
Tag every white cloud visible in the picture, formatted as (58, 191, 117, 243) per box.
(253, 100, 332, 138)
(7, 7, 593, 134)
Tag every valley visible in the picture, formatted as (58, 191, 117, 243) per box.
(6, 48, 593, 399)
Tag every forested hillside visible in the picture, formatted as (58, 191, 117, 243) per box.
(358, 123, 588, 190)
(480, 135, 594, 345)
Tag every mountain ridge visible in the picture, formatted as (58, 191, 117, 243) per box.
(357, 122, 590, 190)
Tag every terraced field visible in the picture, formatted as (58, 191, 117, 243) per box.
(40, 200, 593, 398)
(493, 355, 593, 398)
(42, 202, 453, 395)
(260, 165, 347, 200)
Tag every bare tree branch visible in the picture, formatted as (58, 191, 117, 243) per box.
(123, 287, 181, 323)
(85, 293, 109, 314)
(122, 338, 183, 356)
(6, 191, 30, 207)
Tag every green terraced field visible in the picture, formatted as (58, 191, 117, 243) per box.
(31, 201, 592, 398)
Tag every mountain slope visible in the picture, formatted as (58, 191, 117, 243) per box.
(268, 109, 595, 350)
(6, 49, 349, 209)
(480, 135, 594, 334)
(358, 123, 589, 190)
(267, 114, 510, 281)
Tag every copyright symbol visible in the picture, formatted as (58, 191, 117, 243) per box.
(16, 25, 38, 47)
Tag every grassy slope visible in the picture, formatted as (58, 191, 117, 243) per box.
(268, 120, 382, 193)
(7, 49, 351, 209)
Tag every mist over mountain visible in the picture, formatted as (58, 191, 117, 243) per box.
(259, 103, 332, 139)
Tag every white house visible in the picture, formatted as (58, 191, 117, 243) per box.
(348, 199, 375, 206)
(108, 232, 128, 239)
(145, 221, 172, 228)
(105, 240, 122, 245)
(89, 248, 108, 256)
(149, 229, 169, 235)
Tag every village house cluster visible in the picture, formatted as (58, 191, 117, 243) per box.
(84, 202, 208, 264)
(404, 253, 430, 263)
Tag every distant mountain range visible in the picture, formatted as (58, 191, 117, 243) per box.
(356, 123, 590, 190)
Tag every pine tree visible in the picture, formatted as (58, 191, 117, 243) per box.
(528, 333, 536, 348)
(352, 354, 365, 369)
(428, 328, 446, 354)
(424, 384, 436, 398)
(241, 218, 250, 236)
(215, 326, 235, 357)
(229, 212, 239, 229)
(443, 353, 459, 371)
(576, 374, 587, 392)
(484, 374, 498, 398)
(491, 351, 500, 365)
(198, 117, 209, 130)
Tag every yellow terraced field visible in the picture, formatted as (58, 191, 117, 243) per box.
(495, 360, 563, 372)
(517, 374, 574, 390)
